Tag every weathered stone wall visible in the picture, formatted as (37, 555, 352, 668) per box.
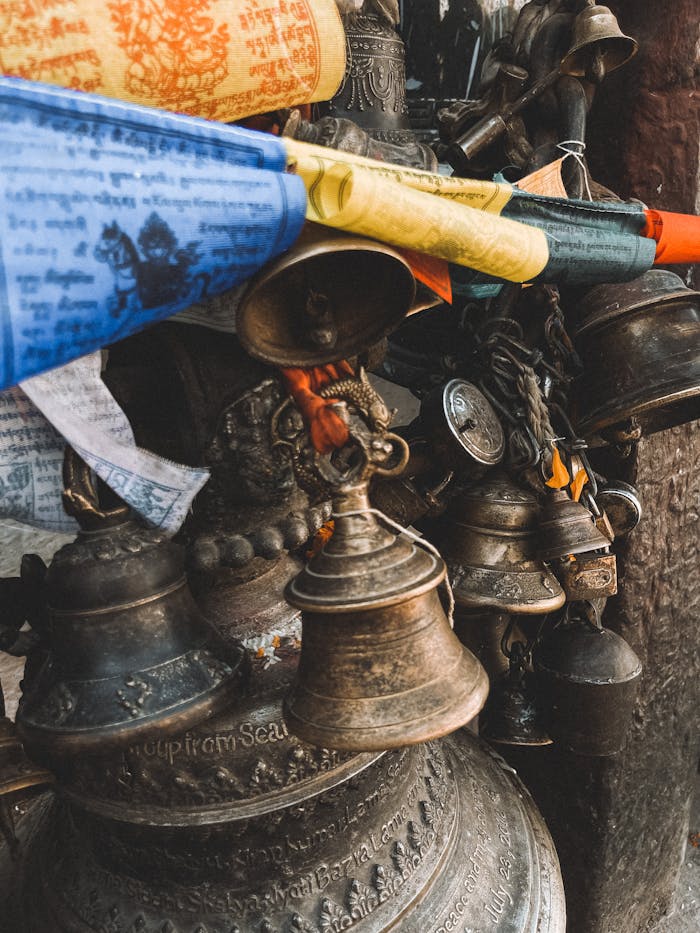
(505, 4, 700, 930)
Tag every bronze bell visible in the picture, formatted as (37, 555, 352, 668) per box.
(16, 453, 247, 758)
(236, 223, 416, 367)
(431, 472, 566, 615)
(560, 4, 638, 78)
(284, 480, 489, 751)
(538, 488, 612, 562)
(572, 269, 700, 441)
(327, 11, 413, 145)
(534, 603, 642, 756)
(480, 641, 553, 748)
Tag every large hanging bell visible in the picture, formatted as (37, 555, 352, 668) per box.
(16, 453, 247, 758)
(538, 488, 612, 562)
(284, 481, 489, 751)
(534, 603, 642, 756)
(236, 223, 416, 367)
(572, 269, 700, 440)
(432, 472, 566, 615)
(560, 4, 638, 77)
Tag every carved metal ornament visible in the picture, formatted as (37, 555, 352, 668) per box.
(4, 350, 566, 933)
(328, 14, 411, 143)
(18, 730, 565, 932)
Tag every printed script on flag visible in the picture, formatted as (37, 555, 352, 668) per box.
(0, 0, 346, 122)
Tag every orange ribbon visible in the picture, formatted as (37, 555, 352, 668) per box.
(281, 361, 354, 454)
(644, 209, 700, 265)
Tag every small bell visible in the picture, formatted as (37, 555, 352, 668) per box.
(433, 472, 566, 615)
(16, 451, 247, 759)
(284, 478, 489, 751)
(538, 488, 612, 562)
(560, 4, 638, 78)
(236, 223, 416, 367)
(533, 603, 642, 756)
(480, 640, 552, 748)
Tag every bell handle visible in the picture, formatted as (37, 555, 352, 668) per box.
(62, 446, 130, 530)
(370, 432, 410, 479)
(564, 599, 603, 632)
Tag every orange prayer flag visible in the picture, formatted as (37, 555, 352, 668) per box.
(644, 209, 700, 265)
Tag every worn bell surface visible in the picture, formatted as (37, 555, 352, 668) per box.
(572, 269, 700, 440)
(560, 4, 638, 77)
(481, 668, 553, 748)
(16, 479, 247, 759)
(8, 500, 565, 932)
(537, 488, 612, 563)
(327, 12, 413, 144)
(431, 473, 566, 615)
(284, 481, 489, 751)
(236, 223, 416, 367)
(9, 524, 565, 932)
(534, 609, 642, 757)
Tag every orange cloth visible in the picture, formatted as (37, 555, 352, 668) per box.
(545, 446, 571, 489)
(644, 209, 700, 265)
(281, 361, 354, 454)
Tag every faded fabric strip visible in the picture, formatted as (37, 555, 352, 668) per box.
(0, 0, 346, 122)
(0, 78, 307, 388)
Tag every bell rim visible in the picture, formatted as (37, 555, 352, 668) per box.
(236, 233, 417, 367)
(16, 644, 248, 758)
(450, 565, 566, 615)
(576, 382, 700, 437)
(282, 657, 489, 751)
(560, 34, 638, 77)
(574, 285, 700, 337)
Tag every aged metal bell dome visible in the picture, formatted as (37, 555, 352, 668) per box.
(16, 452, 247, 759)
(430, 472, 566, 615)
(14, 566, 566, 932)
(284, 478, 489, 751)
(572, 269, 700, 441)
(236, 224, 416, 368)
(534, 603, 642, 757)
(560, 4, 638, 78)
(7, 326, 565, 933)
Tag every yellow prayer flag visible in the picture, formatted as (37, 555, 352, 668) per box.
(284, 138, 514, 211)
(293, 155, 549, 283)
(0, 0, 346, 122)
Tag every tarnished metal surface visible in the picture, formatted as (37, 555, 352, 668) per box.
(572, 270, 700, 440)
(18, 731, 565, 933)
(432, 473, 565, 614)
(236, 226, 416, 368)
